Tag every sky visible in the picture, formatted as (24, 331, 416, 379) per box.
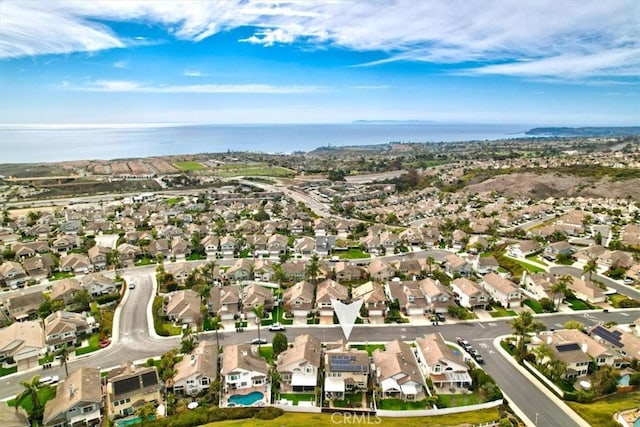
(0, 0, 638, 126)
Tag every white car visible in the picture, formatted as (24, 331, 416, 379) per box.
(128, 282, 136, 289)
(268, 323, 286, 332)
(38, 375, 59, 385)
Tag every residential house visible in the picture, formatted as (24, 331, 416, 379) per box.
(588, 325, 639, 368)
(481, 272, 521, 308)
(148, 238, 170, 259)
(566, 276, 606, 304)
(5, 291, 45, 321)
(368, 258, 395, 282)
(164, 262, 197, 284)
(22, 254, 54, 281)
(414, 333, 471, 390)
(50, 278, 83, 306)
(0, 320, 45, 371)
(87, 245, 110, 271)
(164, 290, 202, 329)
(283, 281, 315, 318)
(385, 280, 426, 316)
(0, 261, 28, 288)
(520, 272, 556, 301)
(170, 237, 191, 260)
(105, 364, 161, 418)
(220, 235, 237, 257)
(372, 340, 426, 401)
(334, 262, 364, 282)
(42, 367, 102, 427)
(116, 243, 140, 265)
(544, 241, 574, 261)
(451, 278, 490, 310)
(12, 241, 49, 259)
(443, 254, 472, 277)
(507, 240, 541, 259)
(226, 258, 252, 281)
(241, 284, 275, 318)
(208, 285, 240, 321)
(60, 253, 91, 274)
(352, 282, 386, 317)
(293, 237, 315, 256)
(324, 341, 369, 400)
(419, 278, 453, 314)
(173, 341, 218, 396)
(393, 259, 423, 278)
(276, 334, 321, 392)
(282, 261, 306, 283)
(201, 235, 220, 257)
(52, 235, 80, 253)
(221, 344, 270, 406)
(82, 273, 117, 298)
(472, 255, 500, 275)
(530, 330, 615, 379)
(267, 234, 288, 256)
(315, 235, 336, 257)
(44, 311, 93, 351)
(315, 280, 348, 317)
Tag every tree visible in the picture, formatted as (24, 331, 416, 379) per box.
(56, 344, 73, 378)
(272, 332, 288, 357)
(591, 365, 620, 396)
(532, 343, 553, 365)
(510, 311, 545, 360)
(135, 401, 156, 427)
(38, 296, 64, 321)
(180, 325, 198, 354)
(210, 316, 223, 351)
(272, 263, 287, 287)
(252, 304, 264, 351)
(564, 320, 585, 330)
(306, 254, 320, 285)
(15, 375, 43, 426)
(546, 359, 567, 383)
(582, 258, 598, 282)
(72, 288, 91, 312)
(426, 256, 435, 277)
(550, 275, 572, 310)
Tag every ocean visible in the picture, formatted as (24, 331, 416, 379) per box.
(0, 122, 533, 163)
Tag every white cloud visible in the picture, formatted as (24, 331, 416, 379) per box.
(1, 0, 638, 80)
(69, 79, 326, 94)
(183, 70, 207, 77)
(113, 60, 128, 68)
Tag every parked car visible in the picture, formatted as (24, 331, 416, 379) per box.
(470, 349, 484, 364)
(268, 323, 286, 332)
(128, 282, 136, 289)
(457, 337, 472, 351)
(39, 375, 59, 385)
(250, 338, 268, 345)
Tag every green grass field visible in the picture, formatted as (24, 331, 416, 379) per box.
(489, 307, 517, 318)
(174, 161, 206, 171)
(214, 165, 294, 178)
(377, 398, 430, 410)
(76, 333, 101, 355)
(201, 409, 501, 427)
(351, 344, 385, 356)
(523, 299, 544, 313)
(336, 248, 370, 259)
(8, 385, 56, 412)
(437, 392, 481, 407)
(567, 390, 640, 427)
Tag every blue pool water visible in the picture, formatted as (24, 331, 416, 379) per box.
(116, 415, 155, 427)
(635, 417, 640, 427)
(228, 391, 264, 406)
(619, 374, 631, 386)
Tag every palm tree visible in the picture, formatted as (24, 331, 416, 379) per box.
(426, 256, 435, 277)
(306, 254, 320, 285)
(15, 375, 43, 426)
(532, 343, 554, 365)
(272, 263, 287, 288)
(583, 258, 598, 282)
(510, 311, 545, 359)
(180, 325, 197, 354)
(210, 315, 223, 351)
(56, 344, 73, 378)
(252, 304, 264, 351)
(550, 275, 572, 311)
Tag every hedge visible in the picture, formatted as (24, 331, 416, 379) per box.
(96, 293, 121, 305)
(145, 406, 283, 427)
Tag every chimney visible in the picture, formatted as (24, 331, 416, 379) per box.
(68, 384, 75, 398)
(582, 341, 588, 353)
(190, 355, 196, 365)
(546, 336, 553, 345)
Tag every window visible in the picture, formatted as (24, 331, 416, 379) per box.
(82, 406, 93, 414)
(201, 377, 210, 385)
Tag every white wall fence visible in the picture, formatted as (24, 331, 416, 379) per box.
(273, 404, 322, 413)
(522, 360, 565, 398)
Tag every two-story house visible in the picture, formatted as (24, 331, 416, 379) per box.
(324, 341, 369, 400)
(372, 340, 426, 401)
(276, 334, 321, 392)
(42, 367, 102, 427)
(44, 311, 93, 351)
(315, 280, 348, 318)
(283, 281, 315, 318)
(208, 286, 240, 321)
(172, 341, 218, 396)
(221, 344, 270, 407)
(0, 320, 45, 371)
(105, 364, 161, 418)
(481, 272, 521, 308)
(414, 333, 471, 391)
(164, 290, 202, 329)
(451, 278, 490, 310)
(352, 281, 386, 317)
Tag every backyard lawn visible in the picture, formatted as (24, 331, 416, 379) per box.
(332, 392, 364, 408)
(437, 392, 481, 408)
(76, 333, 101, 355)
(377, 398, 430, 410)
(523, 299, 544, 314)
(489, 307, 517, 318)
(279, 393, 315, 406)
(336, 248, 370, 259)
(567, 297, 596, 311)
(351, 344, 385, 356)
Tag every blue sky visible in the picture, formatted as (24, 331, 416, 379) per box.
(0, 0, 638, 125)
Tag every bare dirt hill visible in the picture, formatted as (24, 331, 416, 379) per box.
(463, 172, 640, 200)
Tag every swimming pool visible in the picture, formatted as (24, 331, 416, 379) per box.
(619, 374, 631, 386)
(228, 391, 264, 406)
(115, 415, 155, 427)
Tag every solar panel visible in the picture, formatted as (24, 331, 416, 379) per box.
(556, 343, 581, 353)
(591, 326, 623, 348)
(113, 376, 141, 397)
(141, 371, 159, 387)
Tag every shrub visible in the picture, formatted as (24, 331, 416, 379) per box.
(255, 407, 284, 420)
(96, 293, 120, 305)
